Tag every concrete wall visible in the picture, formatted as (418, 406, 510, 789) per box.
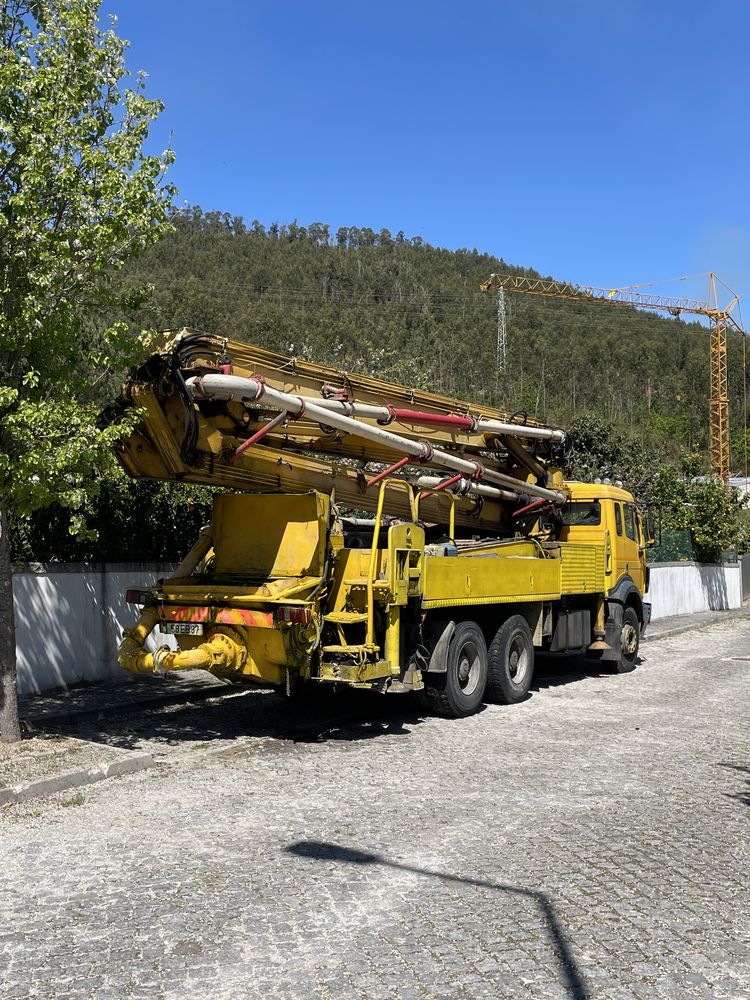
(10, 559, 745, 695)
(646, 562, 743, 620)
(12, 563, 176, 696)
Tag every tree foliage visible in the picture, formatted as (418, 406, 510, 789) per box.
(0, 0, 174, 521)
(0, 0, 174, 741)
(13, 209, 750, 565)
(12, 476, 213, 562)
(650, 460, 748, 562)
(564, 414, 657, 500)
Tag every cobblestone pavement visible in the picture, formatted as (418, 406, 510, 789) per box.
(1, 620, 749, 1000)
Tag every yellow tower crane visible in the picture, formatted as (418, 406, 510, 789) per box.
(480, 272, 744, 481)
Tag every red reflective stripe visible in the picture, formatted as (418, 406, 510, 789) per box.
(166, 606, 210, 622)
(161, 606, 275, 627)
(216, 608, 274, 628)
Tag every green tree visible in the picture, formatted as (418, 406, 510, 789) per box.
(564, 414, 656, 501)
(651, 458, 748, 562)
(0, 1, 174, 742)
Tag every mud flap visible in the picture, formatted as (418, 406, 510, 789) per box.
(423, 620, 455, 673)
(600, 602, 624, 661)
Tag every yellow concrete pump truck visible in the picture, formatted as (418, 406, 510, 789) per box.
(111, 329, 651, 718)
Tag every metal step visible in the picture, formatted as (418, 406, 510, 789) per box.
(319, 658, 393, 684)
(323, 610, 368, 625)
(321, 643, 379, 656)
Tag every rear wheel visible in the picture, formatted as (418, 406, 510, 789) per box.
(486, 615, 534, 704)
(615, 606, 640, 673)
(421, 621, 488, 718)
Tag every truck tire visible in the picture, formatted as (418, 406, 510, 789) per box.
(421, 621, 488, 718)
(615, 606, 640, 673)
(486, 615, 534, 704)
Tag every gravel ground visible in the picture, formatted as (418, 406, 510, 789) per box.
(1, 619, 749, 999)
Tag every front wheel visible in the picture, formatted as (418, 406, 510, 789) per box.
(421, 621, 488, 718)
(486, 615, 534, 704)
(615, 606, 640, 673)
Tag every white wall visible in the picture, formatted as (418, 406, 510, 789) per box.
(646, 562, 743, 620)
(12, 563, 176, 696)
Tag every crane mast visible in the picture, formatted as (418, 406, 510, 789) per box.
(480, 272, 744, 481)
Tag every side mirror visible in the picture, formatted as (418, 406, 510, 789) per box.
(644, 506, 660, 546)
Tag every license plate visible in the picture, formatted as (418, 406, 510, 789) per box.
(160, 622, 204, 636)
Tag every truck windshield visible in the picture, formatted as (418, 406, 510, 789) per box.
(560, 501, 601, 526)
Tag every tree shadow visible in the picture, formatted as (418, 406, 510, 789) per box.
(716, 761, 750, 806)
(697, 564, 730, 611)
(285, 839, 592, 999)
(12, 563, 178, 696)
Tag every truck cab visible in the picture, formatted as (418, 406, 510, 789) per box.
(559, 481, 651, 640)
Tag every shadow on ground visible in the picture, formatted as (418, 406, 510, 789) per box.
(717, 761, 750, 807)
(532, 650, 640, 692)
(285, 839, 592, 1000)
(33, 652, 632, 753)
(47, 686, 429, 752)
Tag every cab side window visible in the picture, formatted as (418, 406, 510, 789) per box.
(615, 503, 623, 536)
(560, 501, 601, 525)
(624, 504, 636, 541)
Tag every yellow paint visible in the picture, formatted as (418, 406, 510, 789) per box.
(422, 552, 561, 607)
(318, 659, 394, 684)
(365, 479, 416, 646)
(561, 482, 647, 594)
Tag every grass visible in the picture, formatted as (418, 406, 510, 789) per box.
(61, 792, 85, 808)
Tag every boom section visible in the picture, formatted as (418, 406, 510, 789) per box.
(114, 328, 570, 530)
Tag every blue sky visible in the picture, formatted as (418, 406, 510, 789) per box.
(116, 0, 750, 316)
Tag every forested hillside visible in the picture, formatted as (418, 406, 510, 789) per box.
(121, 207, 748, 467)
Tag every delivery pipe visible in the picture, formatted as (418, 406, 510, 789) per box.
(290, 396, 566, 443)
(413, 474, 517, 502)
(118, 609, 245, 675)
(187, 374, 566, 504)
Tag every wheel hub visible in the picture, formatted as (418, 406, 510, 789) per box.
(456, 642, 480, 694)
(508, 635, 528, 683)
(621, 622, 638, 655)
(458, 655, 471, 684)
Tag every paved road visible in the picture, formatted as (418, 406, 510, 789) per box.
(1, 620, 749, 999)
